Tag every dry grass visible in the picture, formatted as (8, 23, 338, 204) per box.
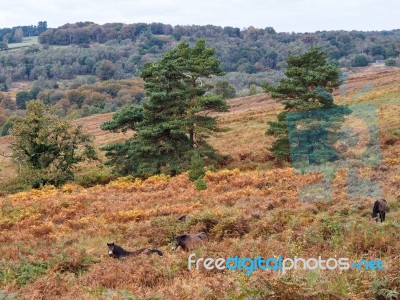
(0, 66, 400, 299)
(0, 167, 399, 299)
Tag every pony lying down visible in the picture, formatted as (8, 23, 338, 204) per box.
(107, 242, 163, 259)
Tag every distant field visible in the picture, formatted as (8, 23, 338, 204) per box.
(7, 36, 38, 50)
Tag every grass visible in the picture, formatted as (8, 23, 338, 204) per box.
(7, 37, 38, 50)
(0, 167, 399, 298)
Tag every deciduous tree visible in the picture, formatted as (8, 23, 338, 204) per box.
(11, 100, 96, 187)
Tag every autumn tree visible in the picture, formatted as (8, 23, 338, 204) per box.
(14, 27, 23, 43)
(96, 60, 117, 80)
(11, 100, 96, 187)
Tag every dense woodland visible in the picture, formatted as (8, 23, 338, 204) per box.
(1, 22, 400, 83)
(1, 21, 400, 136)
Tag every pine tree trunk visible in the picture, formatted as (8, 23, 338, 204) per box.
(189, 127, 194, 148)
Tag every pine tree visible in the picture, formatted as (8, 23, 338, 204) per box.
(264, 47, 342, 160)
(101, 39, 227, 177)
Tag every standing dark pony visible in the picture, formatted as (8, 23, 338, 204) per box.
(371, 199, 389, 222)
(174, 233, 208, 252)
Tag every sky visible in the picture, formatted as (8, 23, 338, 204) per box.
(0, 0, 398, 33)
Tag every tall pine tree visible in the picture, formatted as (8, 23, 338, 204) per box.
(101, 40, 227, 177)
(264, 47, 342, 160)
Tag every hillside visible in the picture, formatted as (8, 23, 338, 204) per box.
(0, 66, 400, 299)
(2, 66, 400, 184)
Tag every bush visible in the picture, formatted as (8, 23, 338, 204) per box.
(75, 168, 116, 187)
(194, 178, 207, 190)
(214, 80, 236, 99)
(16, 91, 32, 109)
(96, 60, 117, 81)
(352, 54, 369, 67)
(188, 151, 205, 182)
(211, 216, 250, 239)
(0, 290, 18, 300)
(385, 58, 397, 66)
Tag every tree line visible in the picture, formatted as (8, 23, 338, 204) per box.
(38, 22, 400, 70)
(0, 21, 47, 48)
(1, 22, 400, 93)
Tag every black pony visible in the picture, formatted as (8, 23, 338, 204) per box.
(107, 242, 163, 259)
(371, 199, 389, 222)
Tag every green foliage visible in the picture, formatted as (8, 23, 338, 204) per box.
(13, 28, 23, 43)
(0, 290, 19, 300)
(15, 91, 32, 109)
(214, 80, 236, 99)
(264, 47, 341, 160)
(0, 178, 30, 196)
(0, 41, 8, 51)
(352, 54, 369, 67)
(194, 178, 207, 190)
(10, 100, 97, 187)
(0, 259, 48, 287)
(101, 39, 227, 178)
(51, 249, 99, 275)
(385, 58, 397, 66)
(67, 90, 85, 108)
(75, 167, 116, 187)
(371, 277, 399, 299)
(188, 151, 205, 182)
(321, 217, 342, 240)
(101, 105, 143, 132)
(249, 84, 258, 95)
(2, 22, 400, 88)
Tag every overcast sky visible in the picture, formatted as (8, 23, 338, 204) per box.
(0, 0, 398, 32)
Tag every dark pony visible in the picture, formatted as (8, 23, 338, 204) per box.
(174, 233, 208, 251)
(107, 242, 163, 259)
(372, 199, 389, 222)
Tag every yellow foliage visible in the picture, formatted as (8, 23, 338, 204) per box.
(116, 209, 144, 221)
(8, 186, 58, 202)
(385, 157, 399, 165)
(61, 183, 82, 193)
(143, 174, 171, 185)
(31, 221, 55, 237)
(204, 168, 241, 182)
(106, 177, 142, 190)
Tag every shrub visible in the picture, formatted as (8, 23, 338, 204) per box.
(188, 151, 205, 182)
(352, 54, 369, 67)
(212, 216, 250, 240)
(194, 178, 207, 190)
(385, 58, 397, 66)
(75, 168, 116, 187)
